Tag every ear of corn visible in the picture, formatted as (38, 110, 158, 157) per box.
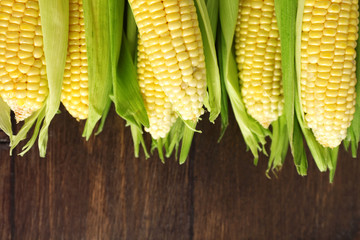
(219, 0, 268, 163)
(235, 0, 284, 128)
(129, 0, 207, 122)
(61, 0, 89, 121)
(299, 0, 359, 149)
(5, 0, 69, 157)
(120, 0, 220, 162)
(0, 0, 48, 122)
(219, 0, 289, 169)
(137, 37, 177, 139)
(294, 0, 360, 181)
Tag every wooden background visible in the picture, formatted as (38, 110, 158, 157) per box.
(1, 107, 360, 240)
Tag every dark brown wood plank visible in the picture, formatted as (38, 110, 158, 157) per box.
(13, 107, 191, 240)
(0, 131, 11, 240)
(0, 130, 9, 143)
(193, 114, 360, 240)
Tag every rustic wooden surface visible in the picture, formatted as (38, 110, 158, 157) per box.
(1, 107, 360, 240)
(0, 130, 11, 240)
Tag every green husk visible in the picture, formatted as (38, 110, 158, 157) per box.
(275, 0, 307, 175)
(37, 0, 69, 156)
(292, 117, 308, 175)
(0, 98, 12, 141)
(164, 119, 185, 158)
(329, 147, 339, 183)
(82, 0, 116, 139)
(126, 3, 138, 60)
(10, 108, 43, 155)
(195, 0, 221, 123)
(179, 121, 197, 164)
(130, 123, 149, 158)
(205, 0, 218, 38)
(267, 115, 288, 175)
(21, 108, 47, 156)
(215, 2, 229, 141)
(111, 34, 149, 128)
(219, 0, 269, 163)
(95, 99, 111, 135)
(112, 2, 149, 158)
(11, 0, 69, 157)
(217, 28, 229, 142)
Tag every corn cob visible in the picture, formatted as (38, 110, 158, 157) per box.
(138, 37, 176, 139)
(234, 0, 283, 128)
(129, 0, 207, 122)
(300, 0, 359, 148)
(0, 0, 47, 122)
(61, 0, 88, 120)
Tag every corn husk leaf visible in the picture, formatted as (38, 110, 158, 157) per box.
(154, 118, 198, 163)
(329, 147, 339, 183)
(292, 117, 308, 174)
(130, 123, 149, 158)
(21, 108, 47, 155)
(155, 119, 196, 164)
(211, 0, 228, 141)
(164, 119, 185, 158)
(219, 0, 269, 163)
(95, 99, 111, 135)
(112, 3, 149, 158)
(195, 0, 221, 123)
(205, 0, 218, 37)
(179, 121, 197, 164)
(205, 0, 228, 140)
(274, 0, 307, 175)
(267, 115, 288, 175)
(0, 98, 12, 141)
(37, 0, 69, 156)
(217, 29, 229, 141)
(126, 3, 138, 60)
(11, 0, 69, 157)
(82, 0, 114, 139)
(110, 0, 148, 127)
(111, 34, 149, 129)
(10, 108, 43, 154)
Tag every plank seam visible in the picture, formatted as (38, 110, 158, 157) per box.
(10, 112, 15, 240)
(189, 139, 195, 240)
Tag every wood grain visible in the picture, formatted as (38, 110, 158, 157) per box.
(0, 131, 11, 240)
(0, 107, 359, 239)
(193, 113, 360, 240)
(13, 107, 191, 240)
